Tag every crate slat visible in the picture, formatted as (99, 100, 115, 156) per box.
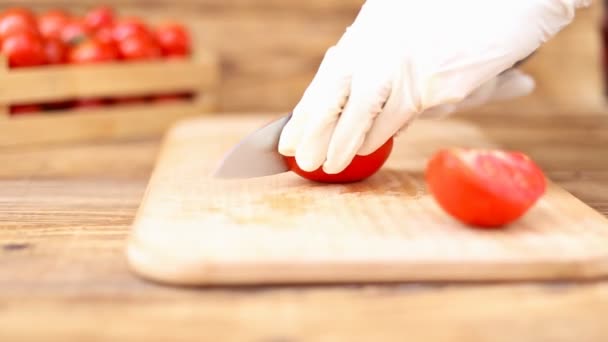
(0, 96, 216, 148)
(0, 52, 219, 104)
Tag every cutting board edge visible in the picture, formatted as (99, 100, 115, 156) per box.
(125, 235, 608, 286)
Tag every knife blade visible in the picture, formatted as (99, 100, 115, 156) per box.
(212, 113, 292, 179)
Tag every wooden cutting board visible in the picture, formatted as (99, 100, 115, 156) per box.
(126, 113, 608, 286)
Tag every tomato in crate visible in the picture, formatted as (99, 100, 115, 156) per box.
(60, 19, 92, 46)
(38, 10, 71, 40)
(0, 6, 219, 147)
(43, 37, 68, 64)
(68, 38, 118, 63)
(155, 22, 191, 57)
(0, 7, 38, 40)
(84, 6, 115, 32)
(1, 31, 46, 67)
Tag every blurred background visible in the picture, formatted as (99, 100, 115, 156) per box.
(1, 0, 604, 111)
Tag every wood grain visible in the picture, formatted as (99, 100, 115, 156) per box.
(0, 52, 219, 104)
(0, 111, 607, 341)
(126, 114, 608, 285)
(1, 0, 603, 112)
(0, 97, 216, 147)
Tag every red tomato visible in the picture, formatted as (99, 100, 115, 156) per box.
(61, 19, 91, 45)
(37, 10, 71, 40)
(84, 6, 115, 31)
(154, 22, 190, 57)
(425, 148, 546, 228)
(283, 138, 394, 183)
(94, 26, 115, 46)
(118, 33, 161, 60)
(68, 38, 118, 63)
(0, 7, 38, 40)
(43, 37, 67, 64)
(10, 103, 41, 115)
(1, 31, 45, 67)
(112, 17, 150, 42)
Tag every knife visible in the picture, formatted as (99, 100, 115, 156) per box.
(212, 113, 293, 179)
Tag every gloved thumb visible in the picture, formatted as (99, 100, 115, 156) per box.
(421, 69, 535, 119)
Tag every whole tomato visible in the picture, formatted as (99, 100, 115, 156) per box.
(112, 17, 151, 42)
(0, 7, 38, 40)
(1, 31, 46, 67)
(283, 137, 394, 183)
(84, 6, 115, 31)
(68, 38, 118, 63)
(425, 148, 546, 228)
(43, 37, 67, 64)
(118, 32, 161, 60)
(94, 26, 115, 46)
(37, 10, 71, 40)
(154, 22, 190, 57)
(61, 19, 92, 46)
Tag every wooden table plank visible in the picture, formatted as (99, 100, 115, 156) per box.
(0, 113, 607, 341)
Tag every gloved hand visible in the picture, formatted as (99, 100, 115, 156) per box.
(278, 0, 591, 174)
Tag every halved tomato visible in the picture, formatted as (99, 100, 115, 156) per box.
(425, 148, 546, 228)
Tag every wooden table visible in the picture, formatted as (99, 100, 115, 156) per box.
(1, 112, 607, 341)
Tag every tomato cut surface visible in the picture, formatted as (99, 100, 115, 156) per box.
(425, 148, 546, 228)
(283, 138, 394, 183)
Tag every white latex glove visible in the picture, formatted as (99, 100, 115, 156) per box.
(278, 0, 591, 174)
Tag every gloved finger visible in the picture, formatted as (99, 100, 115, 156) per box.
(357, 61, 420, 156)
(278, 46, 351, 158)
(293, 80, 351, 171)
(321, 60, 393, 174)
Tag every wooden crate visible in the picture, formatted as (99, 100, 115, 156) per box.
(0, 46, 220, 148)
